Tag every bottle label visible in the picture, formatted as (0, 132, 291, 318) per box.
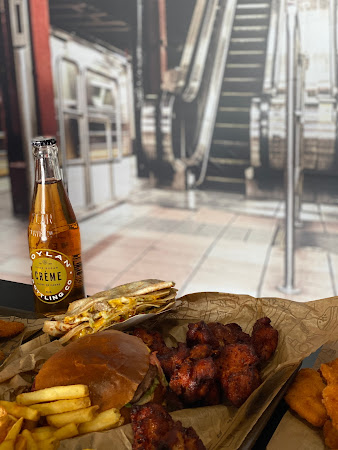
(30, 249, 75, 304)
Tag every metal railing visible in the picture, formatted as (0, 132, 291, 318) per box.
(279, 0, 304, 294)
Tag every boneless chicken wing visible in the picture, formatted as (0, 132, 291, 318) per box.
(133, 327, 170, 355)
(251, 317, 278, 362)
(131, 403, 206, 450)
(169, 357, 219, 406)
(208, 322, 251, 347)
(186, 321, 219, 349)
(158, 342, 190, 379)
(216, 343, 260, 407)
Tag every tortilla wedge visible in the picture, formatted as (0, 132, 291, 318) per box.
(43, 279, 177, 342)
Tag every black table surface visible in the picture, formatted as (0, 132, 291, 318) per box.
(0, 279, 318, 449)
(0, 279, 35, 313)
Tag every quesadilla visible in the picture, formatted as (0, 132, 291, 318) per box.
(43, 279, 177, 343)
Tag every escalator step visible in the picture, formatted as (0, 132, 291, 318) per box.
(229, 50, 264, 55)
(230, 40, 268, 51)
(210, 146, 249, 160)
(206, 168, 247, 179)
(237, 0, 269, 4)
(237, 3, 270, 9)
(235, 14, 269, 23)
(218, 107, 250, 112)
(227, 63, 262, 68)
(205, 176, 245, 184)
(217, 109, 249, 123)
(213, 125, 249, 141)
(231, 37, 265, 42)
(233, 26, 268, 37)
(227, 53, 266, 64)
(219, 95, 253, 108)
(223, 77, 260, 82)
(222, 80, 261, 92)
(215, 123, 249, 129)
(213, 139, 248, 147)
(209, 157, 250, 165)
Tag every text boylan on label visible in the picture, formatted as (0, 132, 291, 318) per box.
(30, 249, 74, 304)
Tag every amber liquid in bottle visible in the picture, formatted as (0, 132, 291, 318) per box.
(28, 138, 85, 314)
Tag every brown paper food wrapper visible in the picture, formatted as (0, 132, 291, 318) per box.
(267, 340, 338, 450)
(2, 292, 338, 449)
(0, 313, 45, 367)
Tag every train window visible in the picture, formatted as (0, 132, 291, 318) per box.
(86, 73, 116, 109)
(64, 117, 81, 159)
(61, 61, 78, 109)
(89, 121, 109, 160)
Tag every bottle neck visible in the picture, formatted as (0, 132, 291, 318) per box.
(33, 144, 62, 184)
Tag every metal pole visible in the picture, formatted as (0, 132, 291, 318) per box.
(278, 0, 300, 294)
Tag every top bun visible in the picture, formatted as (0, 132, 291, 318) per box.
(34, 330, 150, 411)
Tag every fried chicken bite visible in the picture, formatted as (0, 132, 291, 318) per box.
(323, 420, 338, 449)
(251, 317, 278, 362)
(161, 420, 206, 450)
(158, 342, 190, 379)
(186, 321, 219, 349)
(0, 319, 25, 338)
(133, 327, 170, 355)
(322, 384, 338, 429)
(188, 344, 213, 360)
(169, 357, 218, 406)
(208, 322, 250, 347)
(216, 343, 260, 407)
(320, 358, 338, 385)
(284, 368, 327, 427)
(131, 403, 172, 449)
(223, 367, 261, 408)
(131, 403, 206, 450)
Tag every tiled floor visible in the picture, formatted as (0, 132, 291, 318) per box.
(1, 177, 338, 303)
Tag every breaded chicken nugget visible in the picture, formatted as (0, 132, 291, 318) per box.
(323, 420, 338, 449)
(323, 384, 338, 429)
(320, 358, 338, 385)
(0, 319, 25, 338)
(284, 368, 327, 427)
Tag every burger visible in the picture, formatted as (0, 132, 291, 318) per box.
(34, 330, 167, 418)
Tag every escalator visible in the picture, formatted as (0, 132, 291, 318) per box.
(141, 0, 276, 193)
(202, 0, 272, 193)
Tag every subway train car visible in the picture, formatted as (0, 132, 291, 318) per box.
(50, 29, 136, 212)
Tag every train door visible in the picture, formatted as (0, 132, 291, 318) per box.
(51, 31, 136, 214)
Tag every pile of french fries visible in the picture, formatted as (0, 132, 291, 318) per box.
(0, 384, 123, 449)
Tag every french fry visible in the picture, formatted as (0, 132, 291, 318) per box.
(31, 427, 56, 442)
(46, 406, 99, 428)
(78, 407, 122, 434)
(30, 397, 91, 416)
(0, 411, 10, 443)
(16, 385, 89, 406)
(5, 418, 23, 442)
(14, 435, 26, 450)
(21, 431, 37, 450)
(36, 438, 58, 450)
(0, 440, 14, 450)
(53, 423, 78, 441)
(0, 404, 39, 423)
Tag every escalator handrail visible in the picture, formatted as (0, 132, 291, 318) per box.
(161, 0, 207, 94)
(262, 0, 282, 95)
(182, 0, 220, 102)
(185, 0, 237, 185)
(162, 0, 219, 102)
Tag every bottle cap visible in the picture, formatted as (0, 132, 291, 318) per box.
(31, 137, 57, 147)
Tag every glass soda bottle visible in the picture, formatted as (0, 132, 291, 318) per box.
(28, 137, 85, 314)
